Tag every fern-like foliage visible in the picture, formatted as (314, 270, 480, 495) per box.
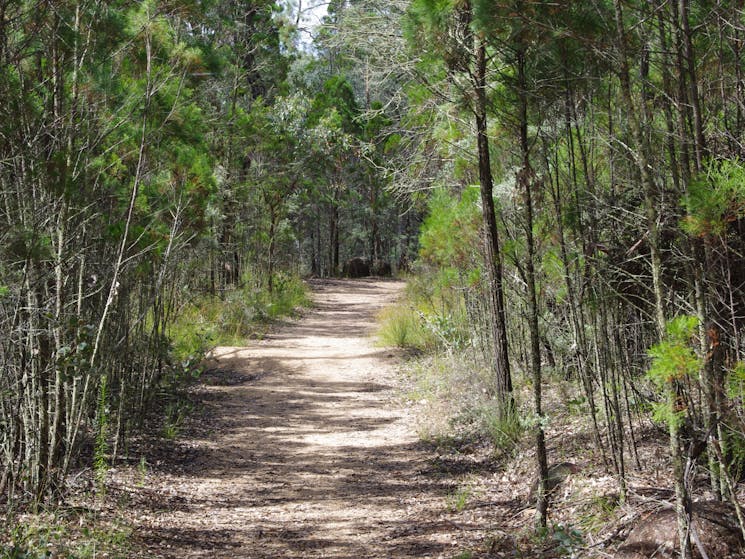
(646, 315, 701, 428)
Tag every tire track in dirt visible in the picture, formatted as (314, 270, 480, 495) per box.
(129, 278, 460, 558)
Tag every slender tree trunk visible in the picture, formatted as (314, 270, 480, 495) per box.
(516, 46, 549, 526)
(679, 0, 706, 169)
(473, 38, 513, 414)
(613, 2, 688, 555)
(268, 204, 277, 293)
(655, 4, 681, 193)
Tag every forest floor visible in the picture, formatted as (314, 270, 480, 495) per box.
(115, 278, 489, 558)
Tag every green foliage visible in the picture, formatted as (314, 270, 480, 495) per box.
(578, 494, 620, 534)
(167, 304, 217, 365)
(646, 316, 701, 428)
(550, 524, 585, 557)
(309, 75, 359, 133)
(377, 268, 470, 352)
(682, 160, 745, 237)
(446, 484, 473, 513)
(727, 361, 745, 400)
(161, 400, 192, 440)
(401, 348, 525, 454)
(377, 304, 435, 350)
(168, 274, 311, 356)
(412, 191, 481, 336)
(418, 187, 481, 273)
(477, 404, 525, 456)
(720, 423, 745, 482)
(647, 316, 700, 386)
(2, 513, 132, 559)
(719, 362, 745, 481)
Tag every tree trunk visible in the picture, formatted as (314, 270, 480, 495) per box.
(473, 38, 513, 414)
(613, 1, 687, 553)
(515, 46, 549, 527)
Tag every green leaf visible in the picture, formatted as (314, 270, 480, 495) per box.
(651, 401, 684, 430)
(646, 315, 701, 387)
(728, 361, 745, 399)
(682, 160, 745, 237)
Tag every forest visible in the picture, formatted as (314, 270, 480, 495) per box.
(2, 0, 745, 557)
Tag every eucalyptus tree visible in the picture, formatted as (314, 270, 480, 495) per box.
(303, 1, 411, 271)
(245, 94, 311, 290)
(200, 0, 288, 289)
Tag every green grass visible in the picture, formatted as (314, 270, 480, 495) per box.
(161, 400, 192, 439)
(1, 512, 132, 559)
(379, 268, 528, 456)
(401, 351, 526, 455)
(377, 304, 435, 350)
(446, 483, 475, 513)
(477, 404, 525, 456)
(376, 271, 470, 352)
(168, 272, 311, 361)
(577, 494, 620, 534)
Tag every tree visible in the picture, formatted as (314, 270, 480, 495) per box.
(406, 0, 513, 420)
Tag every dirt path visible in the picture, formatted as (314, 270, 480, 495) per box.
(128, 278, 462, 558)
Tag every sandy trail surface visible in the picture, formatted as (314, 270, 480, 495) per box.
(129, 278, 460, 558)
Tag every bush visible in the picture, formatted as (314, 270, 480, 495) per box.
(380, 264, 525, 454)
(377, 267, 471, 352)
(400, 351, 525, 454)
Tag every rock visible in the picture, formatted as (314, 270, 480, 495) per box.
(616, 500, 744, 559)
(342, 257, 370, 278)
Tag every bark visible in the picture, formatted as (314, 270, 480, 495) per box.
(474, 38, 513, 412)
(678, 0, 706, 170)
(614, 2, 684, 550)
(655, 3, 681, 194)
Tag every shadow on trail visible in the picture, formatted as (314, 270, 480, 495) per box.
(131, 278, 459, 559)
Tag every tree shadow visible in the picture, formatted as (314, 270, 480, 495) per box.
(123, 278, 466, 558)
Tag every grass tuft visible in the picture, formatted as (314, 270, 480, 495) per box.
(377, 305, 435, 350)
(401, 352, 525, 455)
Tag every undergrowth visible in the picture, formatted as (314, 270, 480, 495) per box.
(169, 271, 310, 361)
(378, 269, 525, 455)
(402, 352, 525, 455)
(1, 272, 311, 558)
(1, 510, 132, 559)
(376, 269, 469, 352)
